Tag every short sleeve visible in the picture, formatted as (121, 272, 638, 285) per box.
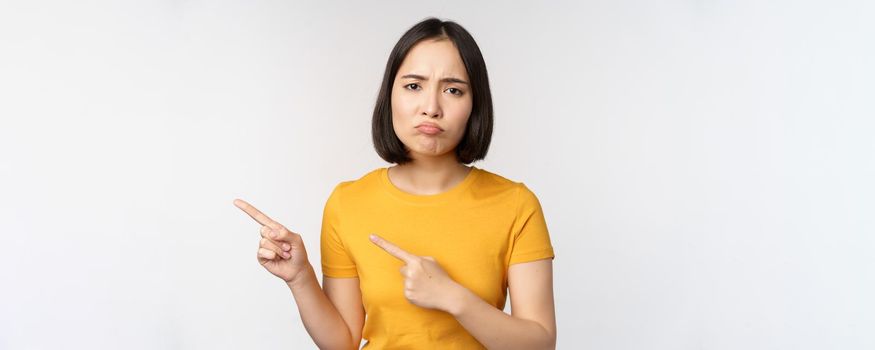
(509, 183, 555, 265)
(320, 183, 358, 278)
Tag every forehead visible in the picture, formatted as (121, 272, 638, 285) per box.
(396, 39, 469, 79)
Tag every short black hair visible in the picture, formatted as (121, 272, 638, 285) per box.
(372, 17, 493, 165)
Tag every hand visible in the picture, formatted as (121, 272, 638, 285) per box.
(369, 234, 466, 312)
(234, 199, 311, 285)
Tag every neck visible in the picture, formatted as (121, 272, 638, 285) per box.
(389, 152, 472, 195)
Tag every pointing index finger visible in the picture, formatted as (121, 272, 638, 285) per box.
(370, 234, 417, 263)
(233, 199, 280, 229)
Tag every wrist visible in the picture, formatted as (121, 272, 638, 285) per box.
(285, 264, 315, 291)
(445, 282, 475, 317)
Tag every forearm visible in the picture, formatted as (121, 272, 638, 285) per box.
(286, 264, 356, 350)
(448, 288, 555, 350)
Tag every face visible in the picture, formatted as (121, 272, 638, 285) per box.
(391, 38, 473, 160)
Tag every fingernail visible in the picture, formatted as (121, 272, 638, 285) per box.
(282, 243, 290, 251)
(270, 231, 277, 239)
(369, 234, 377, 241)
(283, 252, 291, 258)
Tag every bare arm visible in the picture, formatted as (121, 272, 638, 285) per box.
(233, 199, 362, 350)
(286, 265, 362, 350)
(368, 235, 556, 349)
(321, 276, 365, 349)
(448, 259, 556, 349)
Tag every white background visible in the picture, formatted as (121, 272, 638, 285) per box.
(1, 1, 873, 349)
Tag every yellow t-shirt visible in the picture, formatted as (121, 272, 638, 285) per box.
(320, 166, 554, 349)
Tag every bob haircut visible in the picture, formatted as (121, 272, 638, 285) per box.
(372, 17, 493, 165)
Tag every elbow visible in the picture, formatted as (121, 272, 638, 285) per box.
(523, 318, 555, 350)
(344, 328, 362, 350)
(545, 335, 556, 350)
(320, 329, 359, 350)
(344, 332, 361, 350)
(540, 326, 556, 350)
(347, 336, 361, 350)
(322, 339, 357, 350)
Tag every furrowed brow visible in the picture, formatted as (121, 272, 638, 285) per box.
(400, 74, 469, 85)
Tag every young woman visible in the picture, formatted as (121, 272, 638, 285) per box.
(234, 17, 556, 349)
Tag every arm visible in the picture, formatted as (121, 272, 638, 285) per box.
(368, 235, 556, 349)
(286, 264, 363, 350)
(233, 199, 359, 350)
(322, 275, 365, 349)
(448, 259, 556, 350)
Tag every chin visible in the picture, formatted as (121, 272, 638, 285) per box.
(413, 148, 457, 159)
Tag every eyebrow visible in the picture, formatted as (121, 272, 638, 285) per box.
(399, 74, 469, 85)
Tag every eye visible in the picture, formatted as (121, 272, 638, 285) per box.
(404, 83, 421, 91)
(446, 87, 464, 96)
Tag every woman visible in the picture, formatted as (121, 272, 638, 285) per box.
(234, 17, 556, 349)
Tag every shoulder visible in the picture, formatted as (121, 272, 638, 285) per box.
(471, 168, 539, 200)
(325, 167, 385, 202)
(474, 169, 545, 218)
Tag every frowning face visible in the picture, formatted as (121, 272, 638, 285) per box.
(391, 38, 473, 160)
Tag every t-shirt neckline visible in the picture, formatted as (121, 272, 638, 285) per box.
(380, 166, 481, 204)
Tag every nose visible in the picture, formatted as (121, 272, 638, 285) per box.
(420, 87, 442, 118)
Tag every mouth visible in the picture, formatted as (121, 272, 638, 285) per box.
(415, 123, 443, 135)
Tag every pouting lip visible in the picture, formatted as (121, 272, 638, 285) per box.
(415, 122, 444, 131)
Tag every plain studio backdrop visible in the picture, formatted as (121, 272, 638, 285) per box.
(1, 0, 873, 349)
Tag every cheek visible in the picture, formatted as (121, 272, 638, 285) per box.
(448, 101, 473, 134)
(391, 89, 415, 111)
(390, 97, 410, 139)
(391, 101, 410, 129)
